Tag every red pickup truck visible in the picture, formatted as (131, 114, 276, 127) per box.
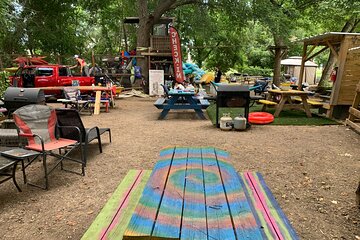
(10, 64, 95, 97)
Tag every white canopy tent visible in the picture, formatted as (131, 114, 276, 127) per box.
(281, 56, 318, 84)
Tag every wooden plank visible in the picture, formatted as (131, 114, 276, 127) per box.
(202, 147, 237, 239)
(123, 147, 175, 239)
(346, 119, 360, 133)
(152, 147, 188, 238)
(81, 170, 150, 240)
(181, 148, 207, 239)
(94, 91, 101, 115)
(241, 172, 299, 240)
(258, 99, 277, 105)
(215, 149, 263, 239)
(154, 98, 166, 109)
(349, 107, 360, 119)
(332, 37, 350, 105)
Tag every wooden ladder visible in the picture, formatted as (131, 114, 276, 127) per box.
(345, 82, 360, 133)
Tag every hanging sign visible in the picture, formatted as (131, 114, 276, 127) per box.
(169, 26, 185, 83)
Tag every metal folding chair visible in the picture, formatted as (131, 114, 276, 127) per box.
(58, 87, 92, 115)
(13, 104, 84, 189)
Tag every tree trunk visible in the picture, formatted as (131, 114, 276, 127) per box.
(136, 0, 152, 93)
(135, 0, 199, 93)
(272, 35, 285, 87)
(318, 18, 360, 88)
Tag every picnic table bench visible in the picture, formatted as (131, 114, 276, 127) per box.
(154, 90, 210, 120)
(82, 147, 298, 240)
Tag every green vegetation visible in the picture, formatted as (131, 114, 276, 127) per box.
(0, 0, 359, 73)
(0, 71, 10, 96)
(206, 103, 339, 126)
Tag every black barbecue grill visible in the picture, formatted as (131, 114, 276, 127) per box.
(216, 85, 250, 128)
(3, 87, 45, 115)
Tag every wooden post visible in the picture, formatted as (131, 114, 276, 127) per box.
(298, 44, 307, 89)
(123, 24, 128, 52)
(94, 91, 101, 115)
(331, 36, 349, 106)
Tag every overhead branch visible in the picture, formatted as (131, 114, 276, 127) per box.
(152, 0, 176, 23)
(269, 0, 292, 17)
(297, 0, 322, 10)
(151, 0, 203, 25)
(170, 0, 203, 9)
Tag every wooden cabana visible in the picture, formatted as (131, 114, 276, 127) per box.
(298, 32, 360, 118)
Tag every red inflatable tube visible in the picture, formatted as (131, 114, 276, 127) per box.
(249, 112, 274, 124)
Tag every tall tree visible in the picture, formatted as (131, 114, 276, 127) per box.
(135, 0, 202, 88)
(252, 0, 300, 86)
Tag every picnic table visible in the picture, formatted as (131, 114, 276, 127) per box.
(261, 89, 312, 117)
(154, 89, 210, 119)
(39, 86, 122, 114)
(82, 147, 298, 240)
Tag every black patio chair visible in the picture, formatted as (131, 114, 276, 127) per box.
(55, 108, 111, 165)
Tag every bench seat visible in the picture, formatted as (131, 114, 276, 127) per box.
(292, 97, 323, 107)
(199, 99, 210, 109)
(81, 170, 151, 240)
(154, 98, 166, 109)
(258, 99, 278, 105)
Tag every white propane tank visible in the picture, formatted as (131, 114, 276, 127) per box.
(233, 115, 247, 131)
(220, 113, 233, 131)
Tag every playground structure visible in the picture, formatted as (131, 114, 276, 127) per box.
(298, 32, 360, 118)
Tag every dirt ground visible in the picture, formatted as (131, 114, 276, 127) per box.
(0, 97, 359, 240)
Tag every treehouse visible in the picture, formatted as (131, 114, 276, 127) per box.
(123, 17, 174, 53)
(123, 17, 176, 94)
(299, 32, 360, 119)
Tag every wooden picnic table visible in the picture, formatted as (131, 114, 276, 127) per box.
(264, 89, 312, 117)
(39, 86, 122, 114)
(82, 147, 298, 240)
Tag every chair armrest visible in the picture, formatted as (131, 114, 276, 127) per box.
(19, 132, 45, 151)
(57, 125, 83, 143)
(85, 126, 100, 143)
(19, 133, 35, 138)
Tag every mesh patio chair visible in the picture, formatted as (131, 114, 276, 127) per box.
(55, 108, 111, 165)
(57, 87, 92, 115)
(13, 104, 84, 190)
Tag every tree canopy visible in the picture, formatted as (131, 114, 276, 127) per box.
(0, 0, 359, 75)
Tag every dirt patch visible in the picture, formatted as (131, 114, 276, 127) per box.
(0, 97, 359, 239)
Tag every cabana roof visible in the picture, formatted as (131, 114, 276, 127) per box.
(300, 32, 360, 46)
(281, 56, 318, 67)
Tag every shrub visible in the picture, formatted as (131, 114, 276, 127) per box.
(0, 71, 10, 97)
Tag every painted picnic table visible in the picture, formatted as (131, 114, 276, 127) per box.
(82, 147, 298, 240)
(154, 90, 209, 120)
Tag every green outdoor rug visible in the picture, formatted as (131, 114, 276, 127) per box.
(206, 103, 339, 126)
